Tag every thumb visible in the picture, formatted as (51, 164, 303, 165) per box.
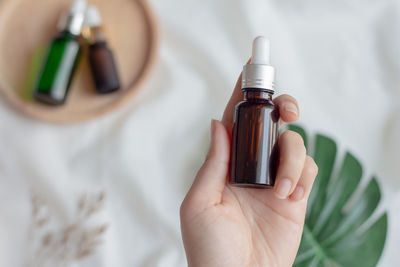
(186, 119, 230, 207)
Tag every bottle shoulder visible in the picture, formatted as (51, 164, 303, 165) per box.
(234, 99, 280, 122)
(89, 41, 110, 50)
(53, 31, 80, 43)
(236, 99, 275, 109)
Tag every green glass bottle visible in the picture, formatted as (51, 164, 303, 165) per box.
(34, 0, 87, 105)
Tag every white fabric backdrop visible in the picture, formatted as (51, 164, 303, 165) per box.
(0, 0, 399, 266)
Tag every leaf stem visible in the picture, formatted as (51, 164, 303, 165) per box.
(303, 225, 327, 261)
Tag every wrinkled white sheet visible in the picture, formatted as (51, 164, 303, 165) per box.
(0, 0, 399, 266)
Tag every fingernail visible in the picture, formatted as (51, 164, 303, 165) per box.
(274, 178, 292, 199)
(283, 102, 298, 116)
(290, 186, 305, 201)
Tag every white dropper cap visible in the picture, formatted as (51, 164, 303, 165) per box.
(242, 36, 275, 92)
(70, 0, 87, 14)
(59, 0, 87, 35)
(84, 5, 102, 28)
(251, 36, 270, 65)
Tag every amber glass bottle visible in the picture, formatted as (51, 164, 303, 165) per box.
(88, 42, 120, 94)
(230, 90, 279, 187)
(230, 37, 279, 188)
(84, 6, 120, 94)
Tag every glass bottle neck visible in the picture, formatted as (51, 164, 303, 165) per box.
(243, 89, 273, 101)
(82, 26, 106, 44)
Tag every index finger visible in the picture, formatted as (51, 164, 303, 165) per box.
(273, 94, 299, 126)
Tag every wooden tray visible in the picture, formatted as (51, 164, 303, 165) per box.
(0, 0, 158, 123)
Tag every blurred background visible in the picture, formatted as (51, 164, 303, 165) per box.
(0, 0, 399, 266)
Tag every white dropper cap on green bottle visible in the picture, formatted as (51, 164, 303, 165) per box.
(59, 0, 87, 35)
(242, 36, 275, 92)
(70, 0, 87, 14)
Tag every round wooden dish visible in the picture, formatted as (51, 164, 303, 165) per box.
(0, 0, 158, 123)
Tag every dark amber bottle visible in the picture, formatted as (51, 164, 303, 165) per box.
(230, 37, 279, 188)
(84, 6, 120, 94)
(88, 42, 120, 94)
(230, 90, 279, 187)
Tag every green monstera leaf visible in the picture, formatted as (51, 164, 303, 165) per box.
(288, 124, 388, 267)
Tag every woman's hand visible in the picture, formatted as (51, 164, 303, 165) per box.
(180, 74, 318, 267)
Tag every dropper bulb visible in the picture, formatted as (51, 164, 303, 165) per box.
(70, 0, 87, 14)
(251, 36, 270, 65)
(85, 5, 102, 27)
